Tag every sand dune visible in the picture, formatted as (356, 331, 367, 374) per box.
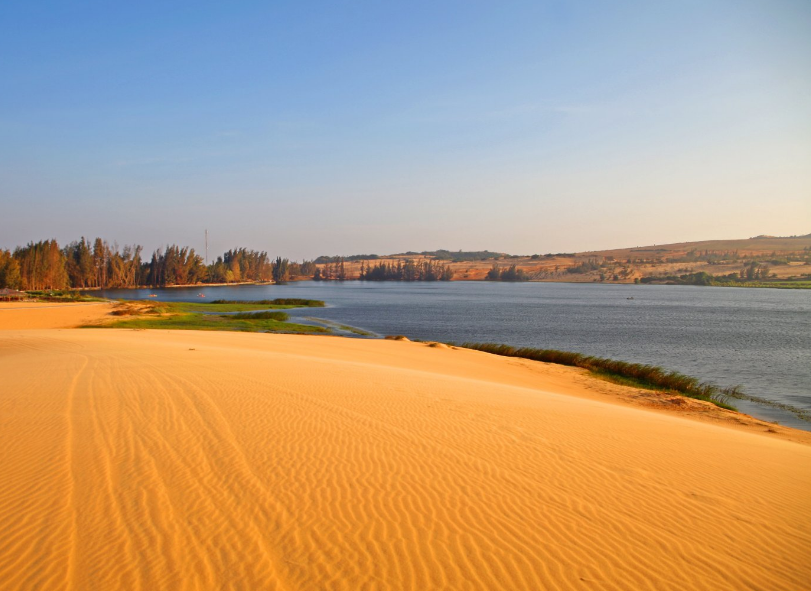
(0, 302, 114, 329)
(0, 327, 809, 591)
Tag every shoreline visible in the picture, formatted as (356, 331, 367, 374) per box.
(1, 301, 808, 441)
(48, 276, 811, 292)
(3, 299, 808, 432)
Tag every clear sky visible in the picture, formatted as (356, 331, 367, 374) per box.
(1, 1, 809, 259)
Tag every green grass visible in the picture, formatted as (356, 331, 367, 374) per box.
(90, 299, 329, 334)
(168, 299, 325, 313)
(710, 280, 811, 289)
(27, 290, 108, 303)
(225, 311, 289, 321)
(455, 342, 739, 410)
(98, 314, 326, 333)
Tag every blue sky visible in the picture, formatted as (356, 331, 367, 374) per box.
(1, 1, 809, 259)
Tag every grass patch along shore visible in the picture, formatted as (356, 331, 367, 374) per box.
(210, 298, 325, 306)
(226, 311, 290, 321)
(90, 300, 328, 334)
(26, 290, 108, 303)
(456, 342, 740, 410)
(168, 298, 325, 313)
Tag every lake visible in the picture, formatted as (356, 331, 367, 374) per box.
(96, 281, 811, 430)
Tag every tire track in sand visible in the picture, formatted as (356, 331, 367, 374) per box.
(0, 338, 89, 591)
(2, 330, 810, 591)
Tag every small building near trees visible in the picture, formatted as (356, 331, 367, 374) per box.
(0, 288, 26, 301)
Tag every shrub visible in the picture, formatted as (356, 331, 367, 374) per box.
(224, 311, 289, 321)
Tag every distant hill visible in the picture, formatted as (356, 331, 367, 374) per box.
(397, 250, 506, 262)
(316, 250, 506, 263)
(576, 234, 811, 260)
(321, 234, 811, 266)
(314, 254, 380, 264)
(314, 234, 811, 284)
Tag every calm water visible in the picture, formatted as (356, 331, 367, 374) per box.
(96, 282, 811, 430)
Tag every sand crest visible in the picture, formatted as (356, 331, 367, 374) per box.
(0, 326, 809, 590)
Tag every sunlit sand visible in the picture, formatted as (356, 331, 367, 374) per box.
(0, 301, 114, 329)
(1, 306, 809, 590)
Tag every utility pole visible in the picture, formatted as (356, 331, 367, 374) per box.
(205, 229, 208, 265)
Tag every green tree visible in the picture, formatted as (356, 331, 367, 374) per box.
(272, 257, 290, 284)
(0, 250, 22, 289)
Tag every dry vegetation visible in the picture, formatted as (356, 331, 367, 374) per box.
(317, 234, 811, 285)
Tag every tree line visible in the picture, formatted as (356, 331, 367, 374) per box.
(358, 259, 453, 281)
(486, 264, 529, 282)
(638, 262, 775, 286)
(0, 238, 317, 290)
(314, 258, 347, 281)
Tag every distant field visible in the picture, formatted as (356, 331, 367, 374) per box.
(314, 234, 811, 284)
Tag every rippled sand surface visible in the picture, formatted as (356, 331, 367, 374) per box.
(1, 326, 809, 590)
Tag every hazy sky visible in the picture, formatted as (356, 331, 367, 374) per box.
(1, 1, 809, 259)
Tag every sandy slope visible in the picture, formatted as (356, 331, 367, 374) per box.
(0, 329, 809, 591)
(0, 302, 114, 329)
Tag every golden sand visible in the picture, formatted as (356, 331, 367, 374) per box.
(0, 308, 809, 590)
(0, 301, 114, 329)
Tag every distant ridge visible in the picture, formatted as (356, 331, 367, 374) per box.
(315, 250, 506, 262)
(317, 234, 811, 262)
(751, 233, 811, 239)
(309, 234, 811, 284)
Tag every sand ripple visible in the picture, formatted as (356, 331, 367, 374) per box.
(1, 330, 809, 590)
